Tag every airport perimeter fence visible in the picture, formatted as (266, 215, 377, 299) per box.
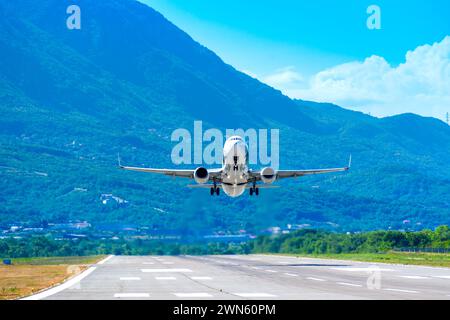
(394, 247, 450, 254)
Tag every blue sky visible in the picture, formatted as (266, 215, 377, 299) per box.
(142, 0, 450, 120)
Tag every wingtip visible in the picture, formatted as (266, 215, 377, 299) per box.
(117, 153, 123, 168)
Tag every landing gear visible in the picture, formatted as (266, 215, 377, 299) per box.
(210, 180, 220, 196)
(249, 178, 259, 196)
(249, 187, 259, 196)
(210, 187, 220, 195)
(249, 186, 259, 196)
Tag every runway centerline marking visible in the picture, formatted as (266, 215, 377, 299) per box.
(307, 277, 326, 282)
(114, 293, 149, 298)
(191, 277, 213, 280)
(234, 293, 277, 298)
(337, 282, 363, 287)
(141, 268, 192, 273)
(285, 273, 298, 277)
(173, 293, 213, 298)
(120, 277, 141, 281)
(383, 288, 419, 294)
(399, 276, 430, 279)
(265, 270, 277, 273)
(155, 276, 176, 280)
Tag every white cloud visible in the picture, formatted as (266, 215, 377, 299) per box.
(262, 36, 450, 121)
(262, 66, 304, 89)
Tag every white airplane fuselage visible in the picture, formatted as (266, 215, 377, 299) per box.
(221, 136, 249, 197)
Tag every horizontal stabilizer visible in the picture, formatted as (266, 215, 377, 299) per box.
(187, 184, 223, 188)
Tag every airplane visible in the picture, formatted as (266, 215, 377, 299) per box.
(119, 135, 351, 198)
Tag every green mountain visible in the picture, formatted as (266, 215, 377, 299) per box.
(0, 0, 449, 234)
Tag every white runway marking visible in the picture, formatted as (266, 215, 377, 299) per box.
(114, 293, 150, 298)
(251, 267, 261, 270)
(163, 262, 174, 265)
(278, 261, 290, 264)
(434, 276, 450, 279)
(234, 293, 277, 298)
(265, 270, 277, 273)
(22, 267, 97, 300)
(383, 288, 419, 294)
(173, 293, 213, 298)
(155, 276, 176, 280)
(307, 277, 326, 282)
(120, 277, 141, 281)
(399, 276, 430, 279)
(284, 273, 299, 277)
(337, 282, 363, 287)
(191, 277, 213, 280)
(143, 262, 154, 265)
(330, 267, 394, 272)
(141, 268, 192, 273)
(97, 255, 114, 265)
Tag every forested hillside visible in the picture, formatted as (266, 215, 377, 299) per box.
(1, 0, 449, 235)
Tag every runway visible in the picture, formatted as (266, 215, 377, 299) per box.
(26, 254, 450, 300)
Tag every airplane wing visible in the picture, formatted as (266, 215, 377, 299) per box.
(118, 155, 222, 179)
(250, 156, 351, 181)
(187, 184, 280, 189)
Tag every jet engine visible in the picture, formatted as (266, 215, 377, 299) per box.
(260, 167, 276, 184)
(194, 167, 209, 184)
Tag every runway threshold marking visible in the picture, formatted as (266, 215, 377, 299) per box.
(114, 293, 150, 298)
(234, 293, 277, 298)
(383, 288, 419, 294)
(337, 282, 363, 287)
(191, 277, 213, 280)
(120, 277, 141, 281)
(173, 293, 213, 298)
(141, 268, 192, 273)
(307, 277, 326, 282)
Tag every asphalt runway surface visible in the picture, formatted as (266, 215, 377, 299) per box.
(25, 254, 450, 300)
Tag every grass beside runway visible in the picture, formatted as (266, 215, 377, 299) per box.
(0, 256, 105, 300)
(273, 252, 450, 268)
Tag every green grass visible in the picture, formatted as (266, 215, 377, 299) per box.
(0, 255, 105, 300)
(0, 255, 105, 266)
(272, 252, 450, 268)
